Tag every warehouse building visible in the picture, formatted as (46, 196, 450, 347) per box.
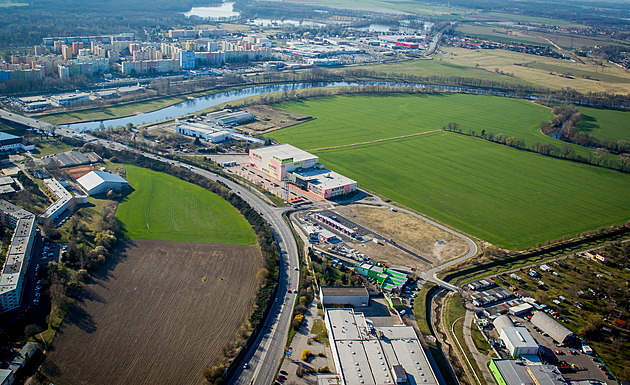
(0, 132, 34, 153)
(206, 109, 254, 127)
(41, 150, 102, 168)
(175, 122, 232, 143)
(250, 144, 319, 181)
(490, 358, 568, 385)
(493, 314, 514, 334)
(0, 201, 36, 313)
(500, 327, 539, 357)
(77, 171, 129, 196)
(530, 312, 574, 344)
(320, 286, 369, 308)
(249, 144, 357, 199)
(325, 308, 439, 385)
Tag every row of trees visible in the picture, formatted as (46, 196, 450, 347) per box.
(443, 122, 630, 173)
(541, 103, 630, 155)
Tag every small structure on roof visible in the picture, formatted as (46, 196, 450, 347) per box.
(77, 171, 129, 196)
(531, 311, 574, 343)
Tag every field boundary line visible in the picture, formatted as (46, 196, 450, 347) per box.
(307, 129, 441, 151)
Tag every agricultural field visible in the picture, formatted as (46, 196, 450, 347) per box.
(366, 48, 630, 94)
(576, 106, 630, 142)
(41, 239, 263, 385)
(271, 93, 594, 157)
(295, 131, 630, 249)
(116, 165, 255, 244)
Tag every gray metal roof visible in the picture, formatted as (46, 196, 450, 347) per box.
(321, 286, 369, 298)
(493, 314, 515, 333)
(531, 311, 574, 343)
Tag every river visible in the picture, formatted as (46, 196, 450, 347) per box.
(66, 81, 473, 131)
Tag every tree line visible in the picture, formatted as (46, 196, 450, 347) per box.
(443, 121, 630, 173)
(541, 102, 630, 155)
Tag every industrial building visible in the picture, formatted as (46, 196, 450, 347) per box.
(250, 144, 319, 181)
(490, 358, 569, 385)
(77, 171, 129, 196)
(355, 263, 407, 292)
(325, 308, 439, 385)
(0, 200, 36, 313)
(206, 109, 255, 127)
(320, 286, 369, 308)
(0, 132, 34, 153)
(530, 312, 574, 344)
(499, 327, 539, 357)
(41, 150, 102, 168)
(175, 122, 232, 143)
(249, 144, 357, 199)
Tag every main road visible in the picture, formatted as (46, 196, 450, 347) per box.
(9, 110, 477, 384)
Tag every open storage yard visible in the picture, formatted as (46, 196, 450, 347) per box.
(271, 94, 630, 249)
(41, 239, 263, 385)
(332, 204, 468, 268)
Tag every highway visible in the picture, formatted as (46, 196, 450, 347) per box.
(5, 109, 476, 383)
(2, 110, 299, 385)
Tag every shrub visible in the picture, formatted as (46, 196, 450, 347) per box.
(301, 349, 311, 361)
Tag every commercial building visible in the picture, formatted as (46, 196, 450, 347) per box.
(206, 109, 255, 127)
(500, 327, 539, 357)
(175, 122, 232, 143)
(490, 358, 569, 385)
(77, 171, 129, 196)
(249, 144, 357, 199)
(0, 133, 33, 153)
(0, 368, 14, 385)
(530, 312, 574, 344)
(291, 168, 357, 199)
(320, 286, 369, 308)
(250, 144, 319, 181)
(355, 263, 407, 292)
(41, 150, 102, 168)
(325, 308, 439, 385)
(0, 200, 36, 313)
(50, 92, 90, 107)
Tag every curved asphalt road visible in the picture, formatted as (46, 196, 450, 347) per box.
(11, 110, 476, 382)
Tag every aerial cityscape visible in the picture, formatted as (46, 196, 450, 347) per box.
(0, 0, 629, 384)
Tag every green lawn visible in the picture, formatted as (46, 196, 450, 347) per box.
(319, 132, 630, 249)
(577, 106, 630, 142)
(272, 94, 594, 157)
(116, 165, 256, 244)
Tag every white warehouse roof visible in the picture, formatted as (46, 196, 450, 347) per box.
(77, 171, 128, 196)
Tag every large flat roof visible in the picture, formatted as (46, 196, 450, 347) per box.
(293, 168, 356, 190)
(501, 327, 539, 349)
(252, 144, 317, 163)
(326, 308, 438, 385)
(321, 286, 368, 298)
(494, 359, 568, 385)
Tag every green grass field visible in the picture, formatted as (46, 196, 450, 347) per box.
(577, 106, 630, 142)
(271, 94, 595, 157)
(116, 165, 255, 244)
(312, 132, 630, 249)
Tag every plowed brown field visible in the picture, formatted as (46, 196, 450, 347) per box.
(42, 239, 263, 385)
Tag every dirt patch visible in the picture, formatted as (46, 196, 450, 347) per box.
(42, 239, 263, 385)
(333, 204, 468, 270)
(238, 105, 312, 134)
